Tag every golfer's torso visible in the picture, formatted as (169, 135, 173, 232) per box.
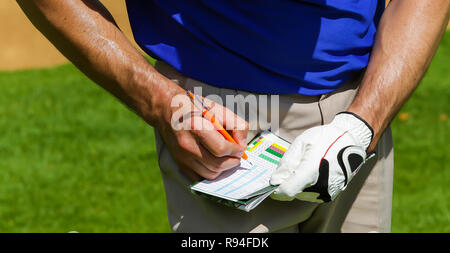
(126, 0, 385, 95)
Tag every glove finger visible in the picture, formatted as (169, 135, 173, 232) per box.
(272, 157, 316, 200)
(270, 137, 306, 185)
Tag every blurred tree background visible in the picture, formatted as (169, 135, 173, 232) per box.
(0, 1, 448, 232)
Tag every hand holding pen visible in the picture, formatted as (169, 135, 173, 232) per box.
(155, 87, 249, 182)
(186, 90, 250, 162)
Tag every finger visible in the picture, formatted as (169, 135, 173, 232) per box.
(274, 159, 316, 200)
(173, 129, 240, 176)
(190, 159, 222, 181)
(170, 130, 221, 179)
(270, 137, 307, 185)
(177, 161, 202, 182)
(191, 119, 245, 158)
(177, 151, 226, 181)
(196, 144, 242, 173)
(205, 98, 249, 149)
(228, 113, 249, 149)
(231, 125, 249, 150)
(172, 151, 207, 182)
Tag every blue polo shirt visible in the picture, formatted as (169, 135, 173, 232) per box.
(126, 0, 385, 95)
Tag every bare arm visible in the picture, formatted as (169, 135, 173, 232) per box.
(16, 0, 248, 181)
(348, 0, 450, 151)
(16, 0, 171, 126)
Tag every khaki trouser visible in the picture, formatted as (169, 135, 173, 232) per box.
(154, 61, 394, 233)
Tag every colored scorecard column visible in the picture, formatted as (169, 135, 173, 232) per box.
(247, 137, 265, 152)
(258, 153, 279, 165)
(265, 143, 286, 158)
(258, 143, 288, 165)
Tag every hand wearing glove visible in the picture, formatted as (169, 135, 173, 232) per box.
(270, 112, 375, 203)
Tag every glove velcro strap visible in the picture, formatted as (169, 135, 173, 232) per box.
(334, 112, 374, 151)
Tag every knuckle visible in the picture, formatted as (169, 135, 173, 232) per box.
(234, 119, 249, 131)
(212, 143, 227, 157)
(241, 121, 250, 131)
(177, 136, 192, 152)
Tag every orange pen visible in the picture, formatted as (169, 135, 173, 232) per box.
(186, 90, 249, 161)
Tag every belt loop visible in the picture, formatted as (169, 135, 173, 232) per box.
(318, 94, 326, 125)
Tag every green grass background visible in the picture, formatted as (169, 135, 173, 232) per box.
(0, 32, 448, 233)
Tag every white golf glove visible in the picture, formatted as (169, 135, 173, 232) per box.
(270, 112, 374, 203)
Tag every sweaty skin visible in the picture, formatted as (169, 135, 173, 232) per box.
(16, 0, 450, 178)
(347, 0, 450, 151)
(16, 0, 248, 182)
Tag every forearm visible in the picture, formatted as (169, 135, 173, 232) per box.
(16, 0, 177, 126)
(348, 0, 450, 151)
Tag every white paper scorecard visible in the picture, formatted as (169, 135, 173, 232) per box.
(190, 131, 291, 212)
